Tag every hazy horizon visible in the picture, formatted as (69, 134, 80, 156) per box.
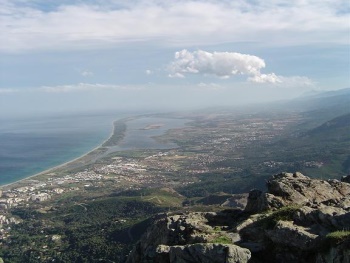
(1, 1, 349, 118)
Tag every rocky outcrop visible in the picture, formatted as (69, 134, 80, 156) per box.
(266, 220, 322, 250)
(127, 172, 350, 263)
(316, 239, 350, 263)
(245, 172, 350, 213)
(341, 175, 350, 184)
(222, 193, 249, 210)
(156, 243, 251, 263)
(126, 211, 251, 263)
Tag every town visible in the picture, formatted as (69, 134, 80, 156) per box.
(0, 111, 329, 238)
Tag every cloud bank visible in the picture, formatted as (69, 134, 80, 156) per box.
(0, 83, 140, 94)
(0, 0, 348, 52)
(168, 50, 280, 83)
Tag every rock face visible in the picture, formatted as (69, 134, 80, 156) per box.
(341, 175, 350, 184)
(156, 243, 251, 263)
(126, 211, 251, 263)
(245, 172, 350, 213)
(127, 172, 350, 263)
(266, 220, 322, 250)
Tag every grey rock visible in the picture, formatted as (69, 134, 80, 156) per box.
(266, 220, 322, 250)
(244, 190, 285, 213)
(236, 214, 268, 243)
(238, 242, 265, 253)
(294, 205, 350, 230)
(338, 197, 350, 210)
(341, 175, 350, 184)
(157, 243, 251, 263)
(244, 189, 268, 213)
(293, 206, 317, 225)
(127, 212, 235, 263)
(222, 193, 249, 210)
(127, 172, 350, 263)
(316, 241, 350, 263)
(327, 179, 350, 196)
(266, 172, 350, 206)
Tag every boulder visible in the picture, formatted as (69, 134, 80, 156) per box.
(338, 197, 350, 210)
(341, 175, 350, 184)
(327, 179, 350, 197)
(222, 193, 249, 210)
(244, 190, 284, 213)
(294, 205, 350, 229)
(127, 212, 234, 263)
(156, 243, 251, 263)
(127, 172, 350, 263)
(316, 240, 350, 263)
(266, 220, 322, 250)
(244, 190, 268, 213)
(266, 172, 350, 206)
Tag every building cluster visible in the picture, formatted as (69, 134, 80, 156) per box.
(304, 161, 324, 168)
(0, 152, 196, 213)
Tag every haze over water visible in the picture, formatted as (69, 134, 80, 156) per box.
(0, 113, 191, 186)
(0, 114, 117, 185)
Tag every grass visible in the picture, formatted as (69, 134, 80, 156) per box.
(211, 235, 232, 244)
(115, 188, 185, 208)
(326, 230, 350, 242)
(260, 205, 302, 229)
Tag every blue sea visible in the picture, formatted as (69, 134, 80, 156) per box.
(0, 113, 118, 185)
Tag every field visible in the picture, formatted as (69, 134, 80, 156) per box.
(1, 90, 349, 262)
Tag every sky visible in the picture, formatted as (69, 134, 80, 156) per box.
(0, 0, 349, 117)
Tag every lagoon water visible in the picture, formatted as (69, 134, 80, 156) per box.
(0, 114, 189, 186)
(109, 117, 189, 151)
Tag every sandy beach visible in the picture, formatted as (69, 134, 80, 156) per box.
(0, 117, 129, 190)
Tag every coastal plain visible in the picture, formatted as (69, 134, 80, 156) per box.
(0, 90, 349, 262)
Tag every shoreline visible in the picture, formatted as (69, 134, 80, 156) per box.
(0, 117, 128, 190)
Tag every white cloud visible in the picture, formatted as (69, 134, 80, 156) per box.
(275, 76, 316, 87)
(0, 88, 19, 94)
(248, 73, 281, 84)
(145, 69, 153, 75)
(197, 82, 224, 90)
(81, 70, 94, 77)
(168, 49, 281, 83)
(0, 0, 348, 52)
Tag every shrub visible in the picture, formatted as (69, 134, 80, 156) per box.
(211, 235, 232, 244)
(261, 205, 301, 229)
(326, 230, 350, 243)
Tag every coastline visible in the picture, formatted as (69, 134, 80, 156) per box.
(0, 117, 129, 190)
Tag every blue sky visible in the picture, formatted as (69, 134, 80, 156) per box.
(0, 0, 349, 117)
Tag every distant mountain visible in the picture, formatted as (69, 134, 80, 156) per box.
(261, 88, 350, 126)
(307, 113, 350, 135)
(295, 88, 350, 111)
(286, 88, 350, 129)
(299, 87, 350, 99)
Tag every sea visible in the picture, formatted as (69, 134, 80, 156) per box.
(0, 113, 117, 185)
(0, 113, 190, 186)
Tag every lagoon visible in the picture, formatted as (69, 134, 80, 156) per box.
(108, 117, 188, 152)
(0, 114, 189, 185)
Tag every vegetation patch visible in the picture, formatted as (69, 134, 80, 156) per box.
(211, 235, 232, 244)
(259, 205, 301, 229)
(326, 230, 350, 243)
